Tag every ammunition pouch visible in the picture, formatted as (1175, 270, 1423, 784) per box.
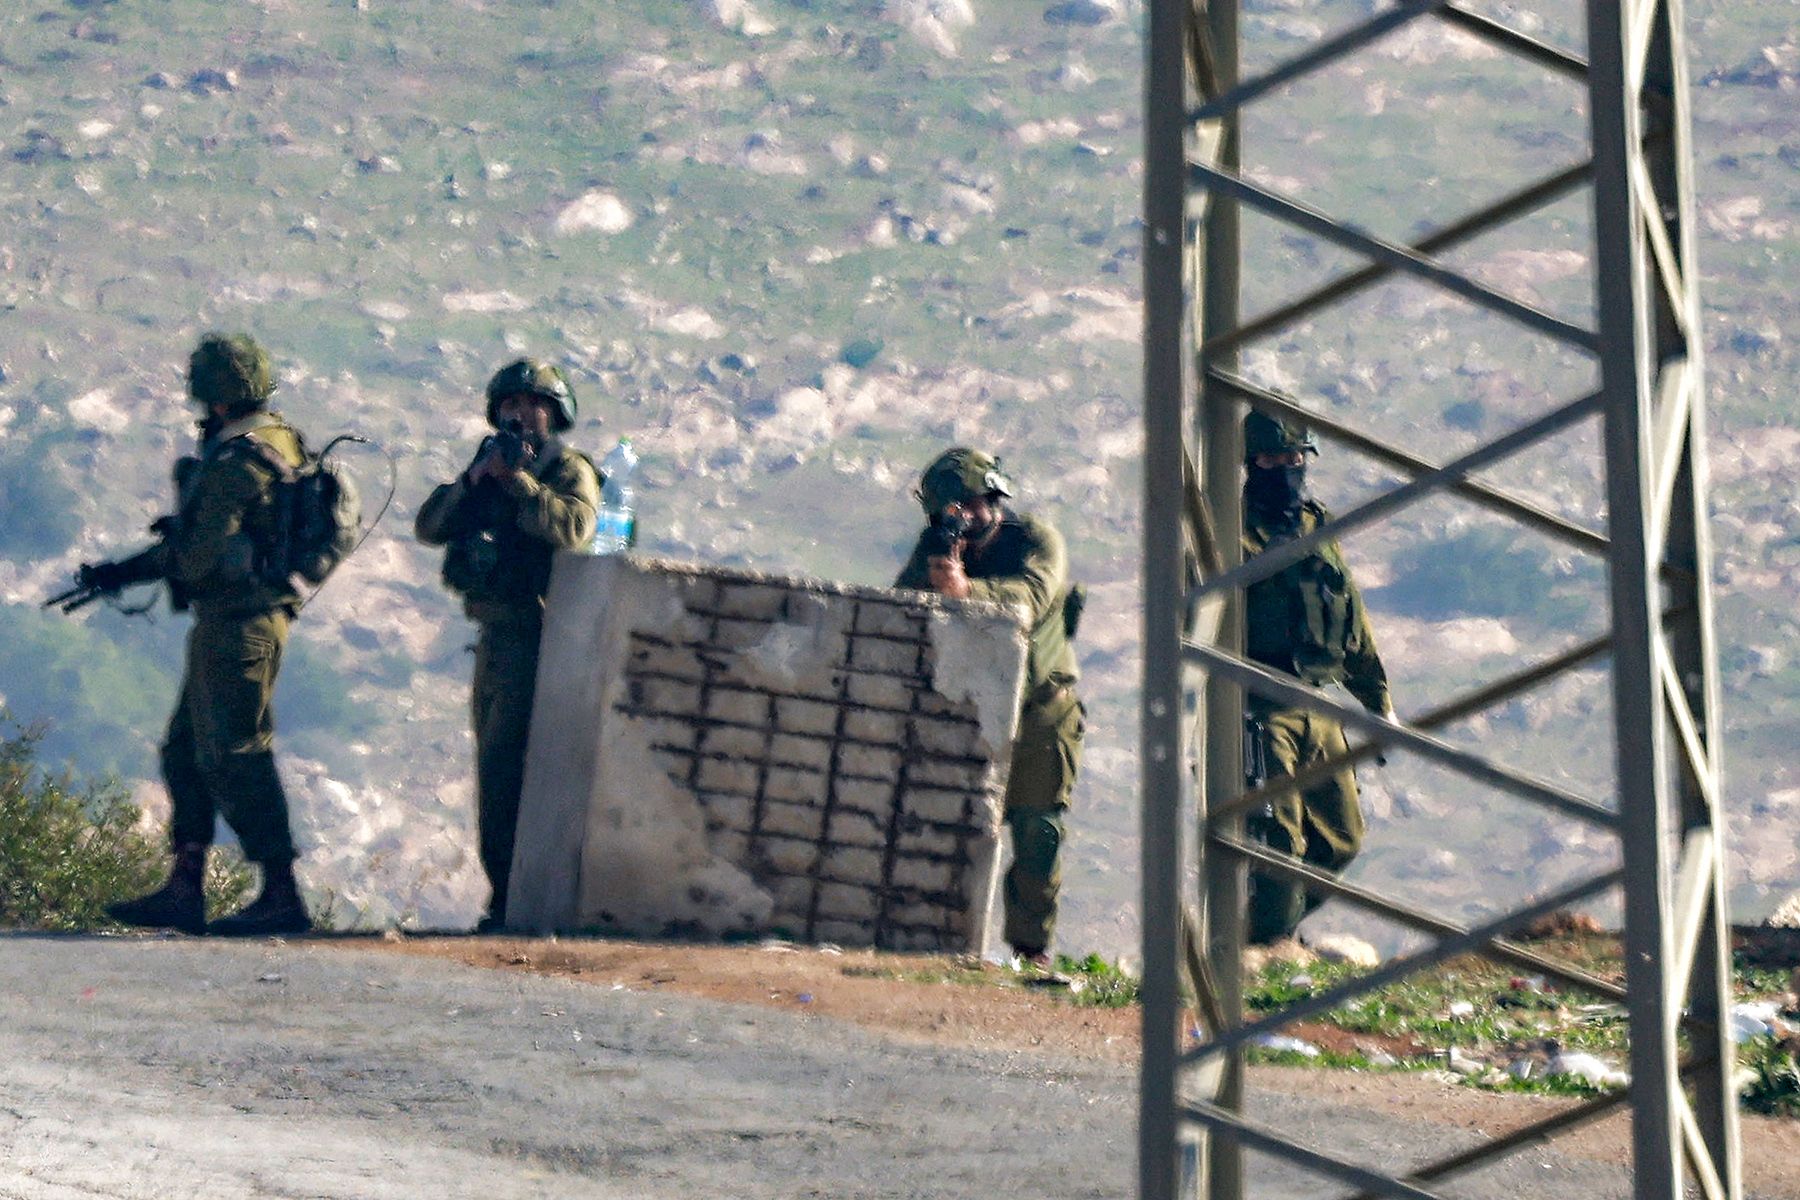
(1062, 583, 1086, 640)
(442, 529, 502, 598)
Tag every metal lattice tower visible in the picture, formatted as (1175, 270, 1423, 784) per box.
(1141, 0, 1739, 1197)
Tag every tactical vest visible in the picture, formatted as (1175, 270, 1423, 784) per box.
(1243, 503, 1361, 688)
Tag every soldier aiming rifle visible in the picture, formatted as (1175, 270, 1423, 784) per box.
(895, 448, 1085, 969)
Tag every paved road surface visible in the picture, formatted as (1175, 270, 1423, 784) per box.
(0, 935, 1646, 1199)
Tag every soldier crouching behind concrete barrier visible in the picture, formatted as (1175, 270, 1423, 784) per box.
(101, 334, 313, 937)
(895, 448, 1084, 969)
(415, 359, 599, 933)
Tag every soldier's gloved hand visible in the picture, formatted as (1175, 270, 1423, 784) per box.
(78, 561, 126, 593)
(463, 440, 499, 486)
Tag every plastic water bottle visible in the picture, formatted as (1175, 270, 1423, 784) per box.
(591, 437, 638, 555)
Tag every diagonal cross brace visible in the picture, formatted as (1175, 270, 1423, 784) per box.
(1180, 865, 1623, 1065)
(1191, 0, 1448, 122)
(1181, 638, 1617, 828)
(1180, 1099, 1449, 1200)
(1192, 389, 1604, 603)
(1189, 162, 1601, 349)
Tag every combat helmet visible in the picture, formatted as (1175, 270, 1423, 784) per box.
(1243, 409, 1318, 463)
(917, 447, 1014, 515)
(485, 358, 576, 431)
(188, 333, 276, 415)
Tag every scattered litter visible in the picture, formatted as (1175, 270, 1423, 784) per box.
(797, 993, 815, 1005)
(572, 1029, 582, 1042)
(256, 973, 283, 984)
(78, 987, 97, 1001)
(1252, 1033, 1321, 1058)
(1508, 1058, 1536, 1081)
(817, 943, 844, 956)
(1731, 1001, 1783, 1043)
(1289, 973, 1315, 991)
(1365, 1050, 1400, 1068)
(760, 939, 797, 953)
(1448, 1000, 1475, 1019)
(541, 1008, 564, 1017)
(1547, 1051, 1630, 1088)
(1442, 1048, 1484, 1076)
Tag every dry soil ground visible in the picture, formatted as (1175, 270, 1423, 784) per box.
(370, 933, 1800, 1198)
(2, 933, 1792, 1200)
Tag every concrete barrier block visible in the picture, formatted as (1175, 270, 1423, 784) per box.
(509, 555, 1025, 954)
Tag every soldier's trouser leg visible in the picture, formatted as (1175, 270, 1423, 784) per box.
(472, 617, 544, 919)
(1246, 707, 1362, 945)
(170, 612, 296, 865)
(161, 687, 213, 850)
(1001, 690, 1084, 953)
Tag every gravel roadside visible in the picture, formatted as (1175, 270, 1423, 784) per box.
(0, 935, 1741, 1199)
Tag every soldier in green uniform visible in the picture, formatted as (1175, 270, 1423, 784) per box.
(896, 449, 1084, 968)
(416, 359, 600, 932)
(103, 333, 313, 937)
(1240, 410, 1394, 946)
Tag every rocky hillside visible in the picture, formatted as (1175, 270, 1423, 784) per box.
(0, 0, 1794, 951)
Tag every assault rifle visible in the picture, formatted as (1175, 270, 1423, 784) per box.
(43, 527, 176, 615)
(923, 506, 973, 559)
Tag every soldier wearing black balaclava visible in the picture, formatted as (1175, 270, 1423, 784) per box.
(1240, 411, 1393, 946)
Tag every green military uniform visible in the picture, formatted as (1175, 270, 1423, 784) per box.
(160, 410, 306, 866)
(416, 437, 599, 922)
(896, 454, 1083, 957)
(1243, 497, 1391, 945)
(103, 333, 313, 937)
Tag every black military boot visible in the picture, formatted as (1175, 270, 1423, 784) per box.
(208, 860, 311, 937)
(107, 842, 208, 935)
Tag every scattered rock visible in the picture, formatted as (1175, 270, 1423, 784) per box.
(1308, 933, 1380, 968)
(12, 130, 68, 164)
(693, 0, 774, 35)
(1045, 0, 1122, 27)
(839, 338, 884, 369)
(1242, 938, 1316, 974)
(1517, 909, 1609, 941)
(187, 68, 239, 96)
(884, 0, 974, 57)
(553, 190, 634, 236)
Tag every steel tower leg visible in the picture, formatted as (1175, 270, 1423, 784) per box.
(1140, 0, 1739, 1195)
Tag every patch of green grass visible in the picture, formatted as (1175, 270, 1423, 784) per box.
(0, 712, 253, 930)
(1055, 951, 1141, 1008)
(1740, 1037, 1800, 1118)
